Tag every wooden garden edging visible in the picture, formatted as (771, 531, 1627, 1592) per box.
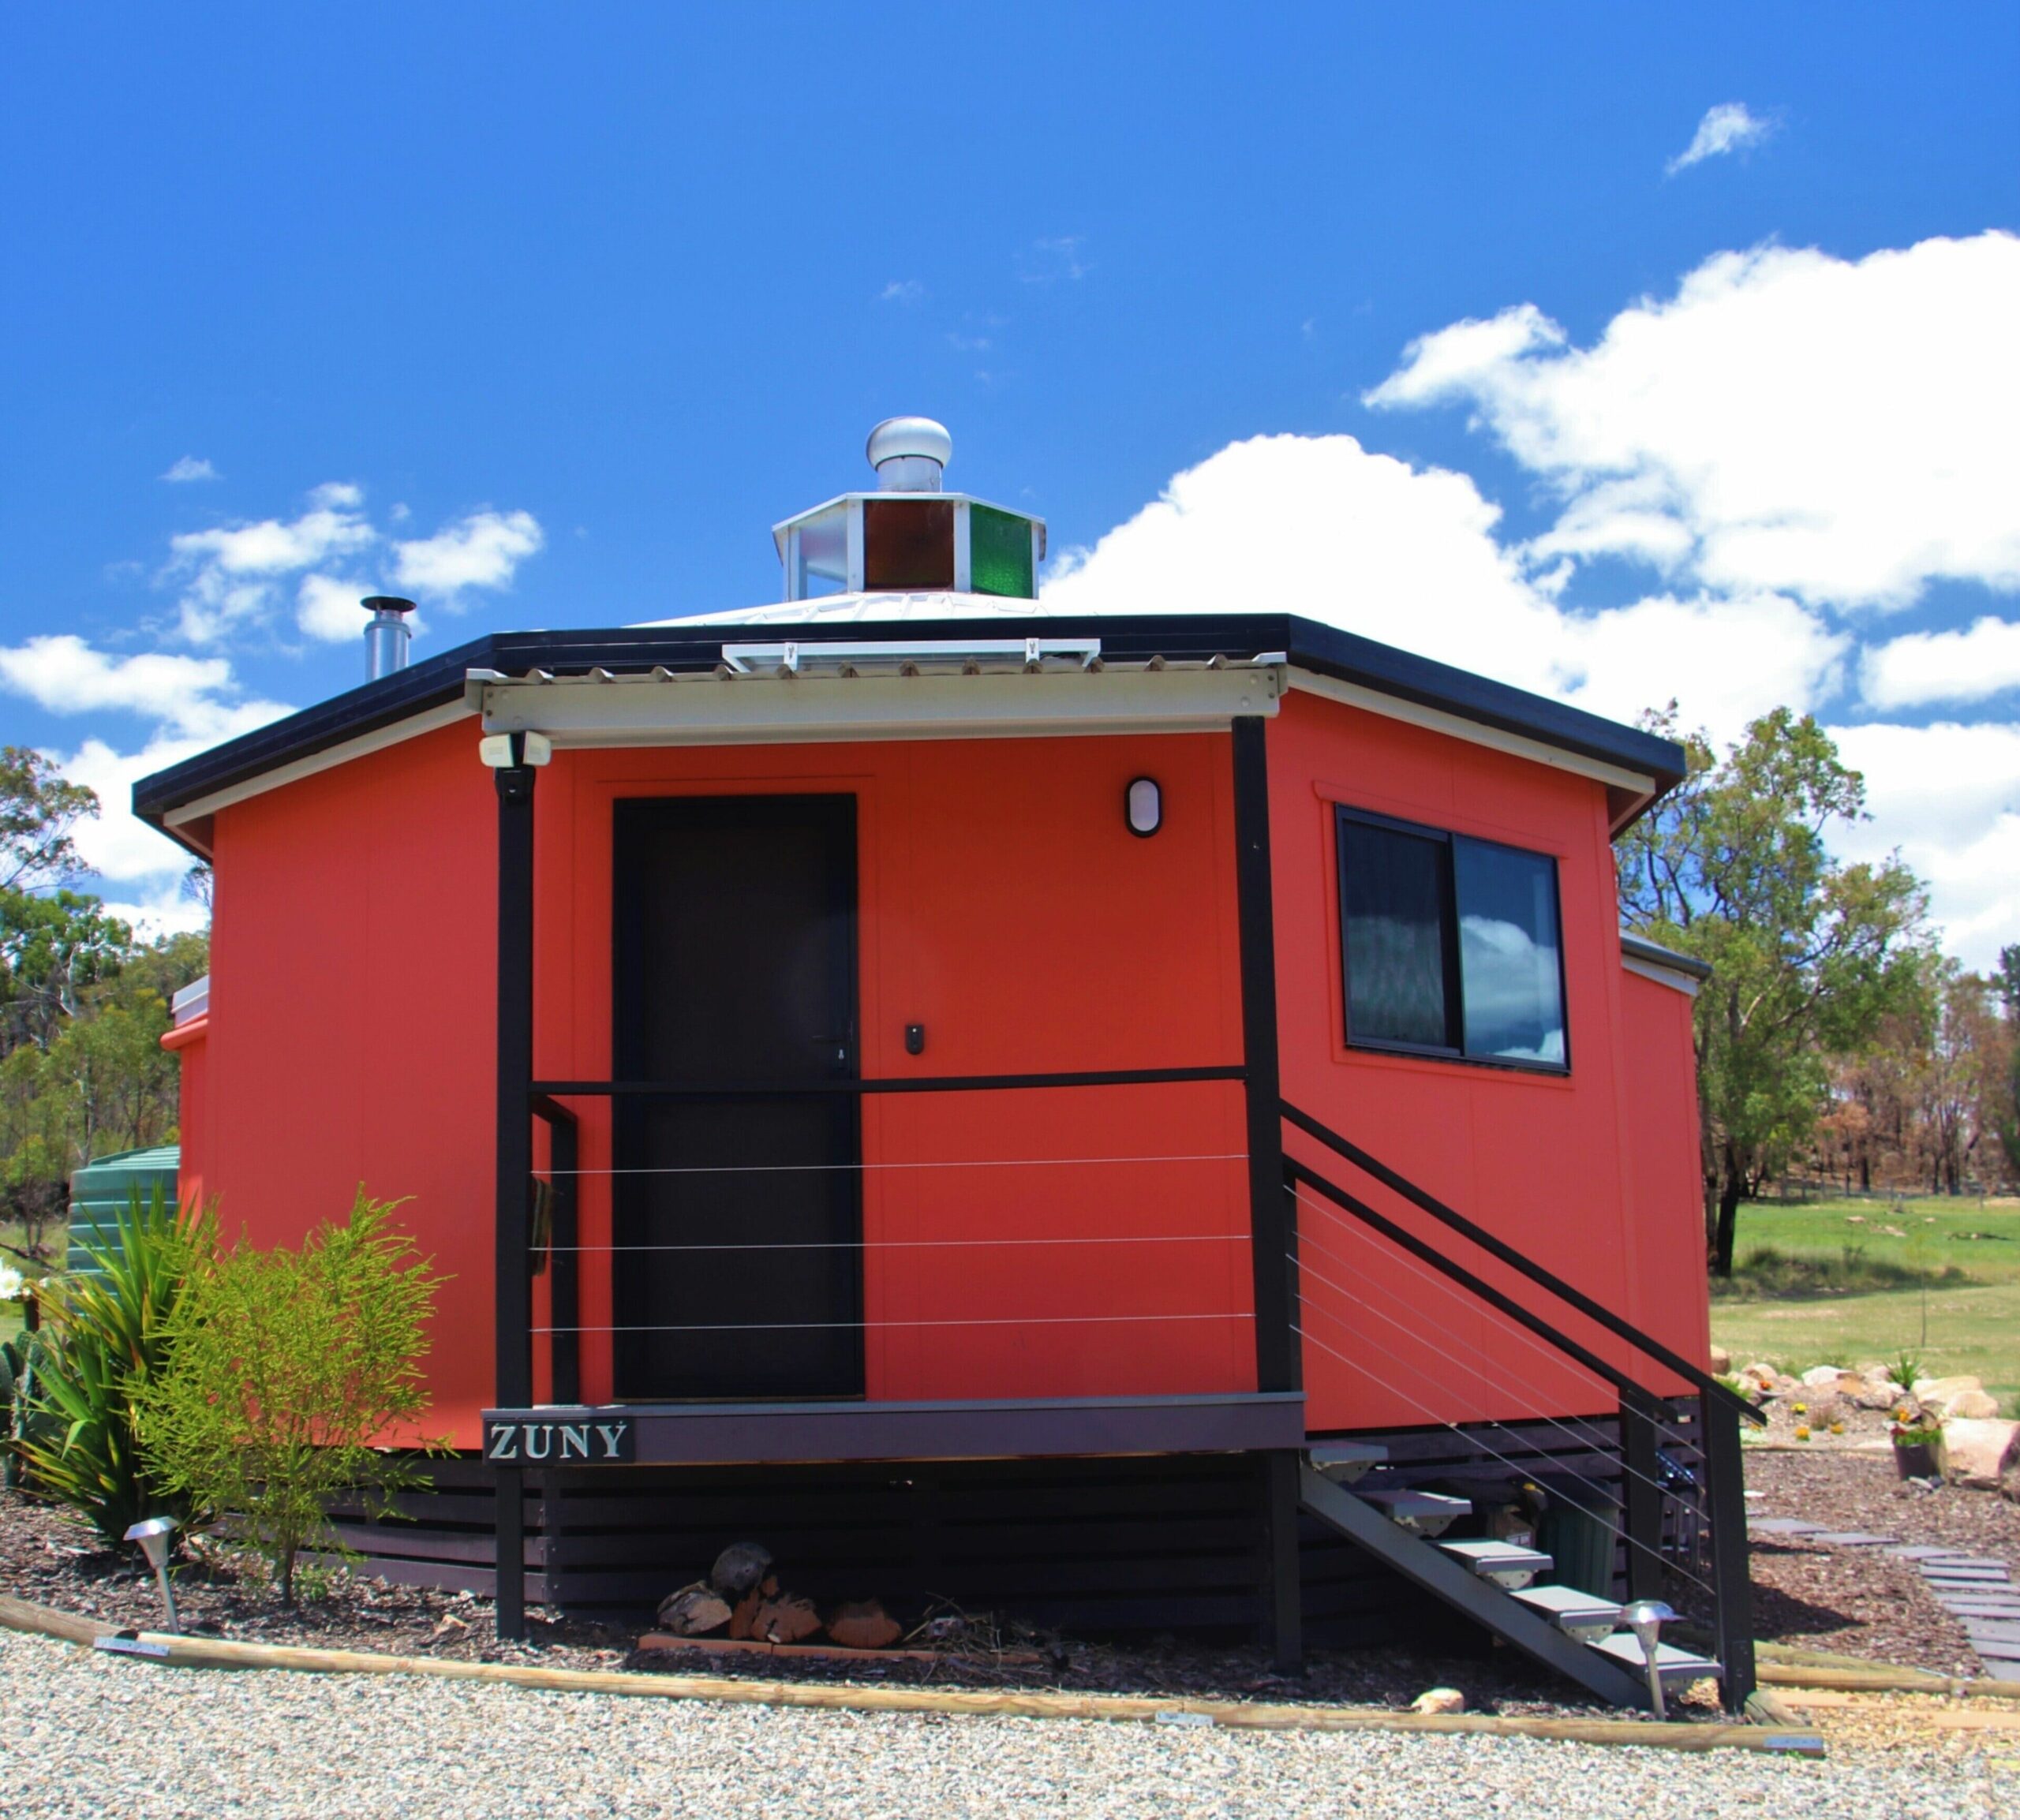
(0, 1594, 1822, 1756)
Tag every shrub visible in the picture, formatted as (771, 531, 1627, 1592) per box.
(22, 1189, 211, 1542)
(134, 1191, 443, 1605)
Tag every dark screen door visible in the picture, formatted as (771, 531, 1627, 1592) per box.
(612, 795, 862, 1401)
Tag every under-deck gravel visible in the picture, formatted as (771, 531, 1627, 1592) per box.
(2, 1633, 2011, 1819)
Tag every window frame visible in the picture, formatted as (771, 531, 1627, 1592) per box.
(1334, 804, 1572, 1077)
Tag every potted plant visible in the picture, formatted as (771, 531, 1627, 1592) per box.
(1890, 1403, 1945, 1480)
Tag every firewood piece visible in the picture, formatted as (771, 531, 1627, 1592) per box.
(655, 1583, 732, 1637)
(709, 1541, 774, 1598)
(753, 1592, 822, 1645)
(726, 1587, 762, 1642)
(826, 1600, 902, 1650)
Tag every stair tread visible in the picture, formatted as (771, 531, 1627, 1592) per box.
(1437, 1539, 1553, 1571)
(1308, 1441, 1390, 1463)
(1587, 1634, 1721, 1675)
(1509, 1583, 1622, 1618)
(1358, 1487, 1472, 1513)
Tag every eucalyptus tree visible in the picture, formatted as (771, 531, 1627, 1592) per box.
(1618, 708, 1929, 1274)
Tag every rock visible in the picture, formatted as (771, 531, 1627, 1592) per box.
(709, 1541, 774, 1598)
(1741, 1362, 1781, 1392)
(1411, 1687, 1466, 1714)
(1708, 1345, 1732, 1375)
(1946, 1390, 2003, 1421)
(826, 1599, 903, 1650)
(1853, 1378, 1905, 1411)
(752, 1591, 822, 1645)
(1913, 1374, 1984, 1405)
(1801, 1365, 1847, 1389)
(655, 1582, 732, 1637)
(1943, 1418, 2020, 1489)
(1831, 1372, 1868, 1401)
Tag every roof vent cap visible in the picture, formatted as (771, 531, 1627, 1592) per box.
(866, 416, 951, 493)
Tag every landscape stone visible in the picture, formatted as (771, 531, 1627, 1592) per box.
(1942, 1418, 2020, 1486)
(1946, 1390, 2004, 1421)
(1748, 1518, 1827, 1535)
(1708, 1344, 1731, 1374)
(1801, 1365, 1848, 1389)
(1913, 1373, 1984, 1408)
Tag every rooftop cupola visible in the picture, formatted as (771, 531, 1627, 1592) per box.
(772, 418, 1046, 602)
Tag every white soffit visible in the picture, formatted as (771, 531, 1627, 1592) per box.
(1285, 667, 1659, 799)
(469, 655, 1287, 747)
(1622, 953, 1703, 998)
(162, 701, 476, 828)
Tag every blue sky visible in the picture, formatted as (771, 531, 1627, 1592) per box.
(2, 7, 2017, 956)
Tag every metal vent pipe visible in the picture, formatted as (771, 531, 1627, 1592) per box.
(362, 596, 416, 680)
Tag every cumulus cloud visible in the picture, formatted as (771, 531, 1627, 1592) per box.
(1829, 721, 2020, 966)
(161, 456, 219, 483)
(162, 484, 543, 643)
(1367, 231, 2020, 612)
(880, 280, 925, 304)
(1666, 102, 1775, 174)
(1861, 615, 2020, 710)
(1042, 432, 1842, 745)
(0, 634, 287, 742)
(392, 509, 543, 599)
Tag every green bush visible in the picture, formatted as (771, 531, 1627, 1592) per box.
(134, 1191, 443, 1605)
(0, 1329, 59, 1489)
(22, 1188, 211, 1542)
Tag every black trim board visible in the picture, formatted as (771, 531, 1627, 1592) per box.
(479, 1392, 1307, 1465)
(133, 613, 1687, 851)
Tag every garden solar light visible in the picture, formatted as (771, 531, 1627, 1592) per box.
(124, 1516, 181, 1634)
(1622, 1598, 1674, 1719)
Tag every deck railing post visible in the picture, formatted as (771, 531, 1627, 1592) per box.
(1619, 1392, 1665, 1602)
(1700, 1394, 1756, 1710)
(494, 744, 537, 1641)
(1232, 716, 1300, 1672)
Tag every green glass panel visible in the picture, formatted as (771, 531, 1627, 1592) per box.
(970, 503, 1034, 597)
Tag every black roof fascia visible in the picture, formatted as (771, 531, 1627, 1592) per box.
(132, 611, 1686, 835)
(1620, 932, 1715, 982)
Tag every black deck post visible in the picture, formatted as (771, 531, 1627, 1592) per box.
(494, 740, 537, 1641)
(1700, 1395, 1756, 1710)
(1233, 715, 1300, 1671)
(1620, 1392, 1664, 1602)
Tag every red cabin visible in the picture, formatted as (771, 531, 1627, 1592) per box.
(138, 421, 1754, 1708)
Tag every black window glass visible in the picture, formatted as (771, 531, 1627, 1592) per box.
(1453, 839, 1566, 1065)
(1340, 820, 1453, 1049)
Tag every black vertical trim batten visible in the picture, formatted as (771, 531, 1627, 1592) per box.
(533, 1097, 580, 1406)
(493, 751, 537, 1641)
(1234, 717, 1300, 1673)
(1233, 717, 1295, 1395)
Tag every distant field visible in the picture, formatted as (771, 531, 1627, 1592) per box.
(1710, 1194, 2020, 1414)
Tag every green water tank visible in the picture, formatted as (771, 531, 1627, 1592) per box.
(66, 1145, 180, 1276)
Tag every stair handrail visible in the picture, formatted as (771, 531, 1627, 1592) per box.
(1280, 1098, 1762, 1426)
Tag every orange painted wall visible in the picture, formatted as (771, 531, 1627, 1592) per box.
(193, 692, 1708, 1447)
(163, 1016, 208, 1211)
(537, 734, 1254, 1416)
(1267, 687, 1708, 1431)
(206, 720, 501, 1443)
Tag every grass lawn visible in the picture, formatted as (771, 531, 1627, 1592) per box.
(1710, 1193, 2020, 1414)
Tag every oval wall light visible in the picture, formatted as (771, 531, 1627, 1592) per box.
(1125, 777, 1162, 837)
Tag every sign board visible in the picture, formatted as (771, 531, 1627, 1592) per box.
(483, 1415, 635, 1465)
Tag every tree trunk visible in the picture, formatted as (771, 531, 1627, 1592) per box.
(1713, 1173, 1742, 1278)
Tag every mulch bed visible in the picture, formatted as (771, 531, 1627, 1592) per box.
(7, 1450, 2008, 1705)
(1741, 1447, 2019, 1675)
(0, 1486, 1692, 1718)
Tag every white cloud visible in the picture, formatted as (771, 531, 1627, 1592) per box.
(1861, 615, 2020, 710)
(1367, 231, 2020, 613)
(1019, 236, 1088, 284)
(392, 509, 543, 599)
(1666, 103, 1775, 174)
(1828, 721, 2020, 969)
(167, 487, 376, 642)
(880, 280, 925, 304)
(1041, 432, 1842, 746)
(161, 456, 219, 483)
(0, 634, 288, 741)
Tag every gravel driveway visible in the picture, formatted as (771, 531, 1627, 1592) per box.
(2, 1631, 2010, 1820)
